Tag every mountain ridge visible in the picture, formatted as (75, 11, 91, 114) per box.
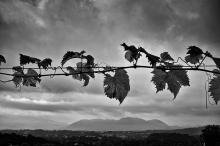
(65, 117, 176, 131)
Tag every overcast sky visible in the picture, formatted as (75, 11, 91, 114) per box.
(0, 0, 220, 129)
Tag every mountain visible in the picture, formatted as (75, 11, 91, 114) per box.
(65, 117, 171, 131)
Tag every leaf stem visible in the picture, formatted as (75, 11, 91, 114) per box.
(0, 65, 219, 78)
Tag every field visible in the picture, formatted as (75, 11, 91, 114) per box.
(0, 128, 204, 146)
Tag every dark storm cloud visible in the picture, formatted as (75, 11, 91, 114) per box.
(45, 0, 100, 27)
(96, 0, 173, 39)
(20, 0, 42, 7)
(0, 0, 47, 51)
(96, 0, 220, 51)
(1, 0, 220, 94)
(167, 0, 220, 48)
(1, 0, 220, 57)
(0, 0, 123, 64)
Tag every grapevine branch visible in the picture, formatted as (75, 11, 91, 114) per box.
(0, 65, 220, 77)
(0, 44, 220, 105)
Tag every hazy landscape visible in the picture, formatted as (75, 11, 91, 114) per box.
(0, 0, 220, 145)
(0, 124, 205, 146)
(0, 117, 216, 146)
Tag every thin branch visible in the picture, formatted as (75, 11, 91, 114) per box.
(0, 66, 112, 70)
(0, 64, 217, 70)
(0, 65, 219, 78)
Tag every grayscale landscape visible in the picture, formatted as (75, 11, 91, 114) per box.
(0, 0, 220, 145)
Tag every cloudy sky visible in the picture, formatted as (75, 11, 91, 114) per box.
(0, 0, 220, 129)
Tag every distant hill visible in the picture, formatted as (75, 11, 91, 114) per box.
(65, 117, 173, 131)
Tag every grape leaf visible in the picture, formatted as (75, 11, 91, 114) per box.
(151, 69, 167, 93)
(168, 66, 190, 86)
(67, 62, 95, 86)
(121, 42, 138, 52)
(146, 53, 160, 66)
(76, 63, 92, 87)
(68, 65, 90, 86)
(76, 62, 95, 78)
(208, 69, 220, 104)
(84, 55, 94, 66)
(138, 46, 160, 66)
(166, 66, 189, 98)
(204, 51, 213, 58)
(166, 72, 181, 99)
(213, 69, 220, 77)
(20, 54, 41, 66)
(12, 66, 23, 73)
(121, 43, 140, 63)
(12, 72, 23, 87)
(151, 65, 189, 99)
(212, 57, 220, 69)
(12, 66, 24, 87)
(103, 69, 130, 104)
(185, 46, 203, 64)
(0, 54, 6, 65)
(103, 66, 114, 72)
(80, 73, 90, 86)
(23, 69, 41, 87)
(66, 66, 81, 81)
(125, 50, 133, 62)
(61, 51, 85, 66)
(187, 46, 203, 56)
(160, 52, 174, 62)
(38, 58, 52, 69)
(209, 72, 220, 104)
(185, 55, 202, 64)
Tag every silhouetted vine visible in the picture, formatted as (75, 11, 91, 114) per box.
(0, 43, 220, 104)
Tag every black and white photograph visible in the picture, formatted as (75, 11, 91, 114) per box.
(0, 0, 220, 145)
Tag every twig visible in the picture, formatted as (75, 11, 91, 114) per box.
(0, 65, 219, 78)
